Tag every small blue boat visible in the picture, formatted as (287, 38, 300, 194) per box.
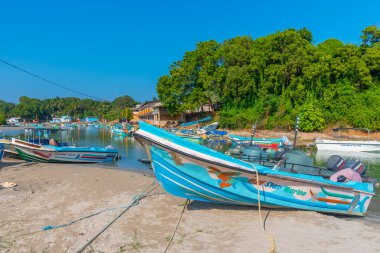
(229, 134, 291, 150)
(12, 127, 119, 163)
(135, 122, 376, 216)
(0, 143, 4, 163)
(111, 124, 134, 137)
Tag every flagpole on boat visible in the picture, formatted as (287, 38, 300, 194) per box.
(250, 121, 257, 146)
(293, 116, 300, 148)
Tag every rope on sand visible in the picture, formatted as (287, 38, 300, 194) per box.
(163, 199, 190, 253)
(41, 181, 158, 232)
(243, 161, 277, 253)
(75, 181, 158, 253)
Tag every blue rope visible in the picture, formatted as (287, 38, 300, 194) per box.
(41, 193, 146, 231)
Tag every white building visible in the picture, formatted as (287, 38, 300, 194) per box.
(51, 115, 72, 123)
(6, 117, 22, 125)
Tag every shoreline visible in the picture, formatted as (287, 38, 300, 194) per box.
(2, 124, 377, 148)
(0, 159, 379, 252)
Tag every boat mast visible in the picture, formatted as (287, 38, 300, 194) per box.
(250, 123, 257, 146)
(293, 116, 300, 148)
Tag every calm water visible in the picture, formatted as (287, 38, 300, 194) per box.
(2, 126, 379, 220)
(1, 126, 150, 172)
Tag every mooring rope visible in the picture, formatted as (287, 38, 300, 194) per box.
(75, 180, 158, 253)
(163, 199, 190, 253)
(243, 161, 277, 253)
(41, 181, 158, 232)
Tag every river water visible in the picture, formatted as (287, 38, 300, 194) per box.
(1, 126, 379, 221)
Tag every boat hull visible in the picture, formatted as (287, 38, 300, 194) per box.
(0, 143, 4, 162)
(135, 122, 375, 216)
(177, 135, 203, 144)
(228, 134, 287, 150)
(315, 139, 380, 152)
(12, 139, 118, 163)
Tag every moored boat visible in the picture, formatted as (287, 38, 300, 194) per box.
(315, 128, 380, 152)
(135, 121, 376, 216)
(229, 134, 291, 151)
(111, 123, 134, 137)
(315, 139, 380, 152)
(0, 143, 4, 163)
(12, 127, 119, 163)
(174, 131, 205, 144)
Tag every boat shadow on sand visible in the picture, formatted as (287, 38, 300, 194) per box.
(0, 160, 27, 169)
(186, 200, 368, 220)
(187, 200, 289, 212)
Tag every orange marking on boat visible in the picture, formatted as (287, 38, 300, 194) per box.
(316, 197, 351, 205)
(309, 190, 350, 205)
(208, 166, 221, 173)
(208, 166, 239, 188)
(248, 178, 266, 185)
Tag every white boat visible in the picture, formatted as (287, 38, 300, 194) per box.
(315, 128, 380, 152)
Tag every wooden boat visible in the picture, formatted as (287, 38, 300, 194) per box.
(11, 127, 119, 163)
(135, 122, 376, 216)
(315, 128, 380, 152)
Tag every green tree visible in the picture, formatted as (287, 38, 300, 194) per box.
(157, 27, 380, 130)
(361, 25, 380, 47)
(0, 100, 15, 117)
(299, 100, 325, 132)
(0, 113, 6, 125)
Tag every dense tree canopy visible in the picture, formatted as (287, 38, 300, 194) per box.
(157, 26, 380, 131)
(0, 100, 15, 117)
(1, 95, 138, 122)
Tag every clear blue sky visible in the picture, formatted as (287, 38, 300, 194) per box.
(1, 0, 379, 104)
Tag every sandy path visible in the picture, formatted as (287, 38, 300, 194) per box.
(0, 160, 379, 253)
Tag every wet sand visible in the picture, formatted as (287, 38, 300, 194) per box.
(0, 160, 379, 253)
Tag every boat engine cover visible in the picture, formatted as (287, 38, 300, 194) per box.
(341, 158, 367, 176)
(326, 155, 344, 172)
(273, 149, 286, 161)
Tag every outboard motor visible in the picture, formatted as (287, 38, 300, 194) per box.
(341, 158, 367, 176)
(273, 149, 286, 161)
(327, 155, 367, 176)
(326, 155, 345, 172)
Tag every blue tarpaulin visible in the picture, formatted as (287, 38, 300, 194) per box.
(180, 116, 211, 127)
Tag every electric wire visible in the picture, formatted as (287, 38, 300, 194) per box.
(0, 59, 107, 101)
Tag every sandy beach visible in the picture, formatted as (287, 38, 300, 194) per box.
(0, 159, 379, 253)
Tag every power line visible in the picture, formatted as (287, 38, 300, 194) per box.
(0, 59, 108, 102)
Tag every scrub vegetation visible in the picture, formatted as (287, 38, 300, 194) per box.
(156, 26, 380, 131)
(0, 95, 137, 122)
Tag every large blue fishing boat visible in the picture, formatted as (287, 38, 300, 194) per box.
(134, 121, 377, 216)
